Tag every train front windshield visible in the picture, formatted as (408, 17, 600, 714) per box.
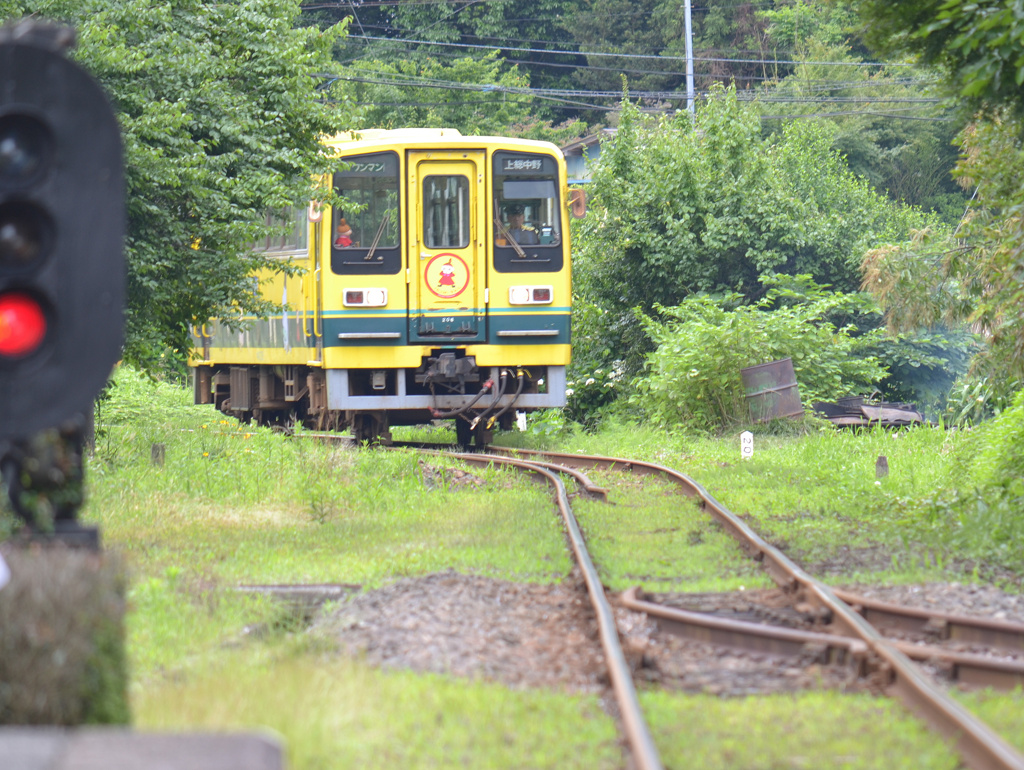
(492, 151, 562, 261)
(332, 151, 401, 274)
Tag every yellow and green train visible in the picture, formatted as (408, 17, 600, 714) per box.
(190, 129, 572, 445)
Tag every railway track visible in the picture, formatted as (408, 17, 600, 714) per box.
(481, 446, 1024, 770)
(305, 434, 1024, 769)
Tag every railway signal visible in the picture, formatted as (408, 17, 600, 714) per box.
(0, 20, 125, 442)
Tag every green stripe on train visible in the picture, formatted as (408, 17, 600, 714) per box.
(202, 312, 570, 348)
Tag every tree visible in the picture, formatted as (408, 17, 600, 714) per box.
(570, 86, 937, 388)
(342, 52, 586, 141)
(2, 0, 353, 369)
(560, 0, 773, 118)
(326, 0, 584, 97)
(857, 0, 1024, 123)
(575, 87, 933, 313)
(755, 2, 968, 220)
(857, 0, 1024, 397)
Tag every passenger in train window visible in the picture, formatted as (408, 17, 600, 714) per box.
(506, 204, 539, 245)
(334, 218, 354, 247)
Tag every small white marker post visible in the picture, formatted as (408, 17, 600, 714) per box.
(516, 410, 527, 432)
(740, 430, 754, 460)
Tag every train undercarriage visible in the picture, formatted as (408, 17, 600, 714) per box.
(193, 354, 564, 446)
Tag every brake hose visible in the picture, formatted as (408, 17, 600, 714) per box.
(486, 370, 526, 429)
(430, 379, 495, 420)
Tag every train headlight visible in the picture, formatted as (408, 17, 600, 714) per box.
(343, 288, 388, 307)
(508, 285, 554, 305)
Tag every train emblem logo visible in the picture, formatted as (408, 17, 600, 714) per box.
(424, 253, 470, 299)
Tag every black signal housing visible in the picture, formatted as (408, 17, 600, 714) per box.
(0, 23, 125, 440)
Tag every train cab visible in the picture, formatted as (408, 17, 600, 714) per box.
(191, 129, 572, 445)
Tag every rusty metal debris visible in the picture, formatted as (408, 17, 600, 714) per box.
(812, 397, 924, 428)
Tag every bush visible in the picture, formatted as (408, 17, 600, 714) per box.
(943, 374, 1019, 427)
(565, 363, 626, 427)
(970, 389, 1024, 489)
(917, 388, 1024, 567)
(631, 279, 887, 430)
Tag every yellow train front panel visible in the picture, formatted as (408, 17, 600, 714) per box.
(193, 129, 572, 440)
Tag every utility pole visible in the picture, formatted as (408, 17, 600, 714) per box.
(684, 0, 694, 114)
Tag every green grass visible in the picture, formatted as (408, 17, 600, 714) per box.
(86, 371, 574, 681)
(574, 473, 771, 592)
(641, 690, 960, 769)
(16, 372, 1020, 768)
(526, 420, 984, 586)
(133, 640, 622, 770)
(956, 687, 1024, 754)
(77, 369, 626, 770)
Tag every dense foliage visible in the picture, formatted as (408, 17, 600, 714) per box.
(568, 87, 939, 403)
(323, 0, 777, 105)
(1, 0, 352, 368)
(341, 53, 585, 143)
(863, 117, 1024, 409)
(629, 279, 887, 431)
(757, 2, 968, 220)
(575, 88, 935, 313)
(858, 4, 1024, 406)
(857, 0, 1024, 123)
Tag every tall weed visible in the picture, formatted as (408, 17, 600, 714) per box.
(924, 389, 1024, 566)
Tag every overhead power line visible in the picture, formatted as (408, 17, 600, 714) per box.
(761, 111, 953, 122)
(342, 20, 813, 59)
(337, 67, 944, 107)
(346, 33, 913, 67)
(338, 40, 939, 88)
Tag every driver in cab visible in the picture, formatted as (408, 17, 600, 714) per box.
(505, 204, 539, 245)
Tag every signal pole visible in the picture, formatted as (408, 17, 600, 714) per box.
(0, 20, 125, 545)
(684, 0, 694, 114)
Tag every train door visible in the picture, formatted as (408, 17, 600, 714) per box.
(407, 151, 486, 342)
(301, 216, 323, 362)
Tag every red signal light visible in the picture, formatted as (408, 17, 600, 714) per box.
(0, 291, 47, 357)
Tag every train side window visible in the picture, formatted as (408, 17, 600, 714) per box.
(251, 206, 308, 253)
(492, 151, 563, 273)
(331, 151, 401, 275)
(422, 175, 470, 249)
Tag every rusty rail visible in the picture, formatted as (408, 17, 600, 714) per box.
(621, 586, 868, 665)
(489, 446, 1024, 770)
(834, 588, 1024, 652)
(622, 587, 1024, 691)
(437, 451, 663, 770)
